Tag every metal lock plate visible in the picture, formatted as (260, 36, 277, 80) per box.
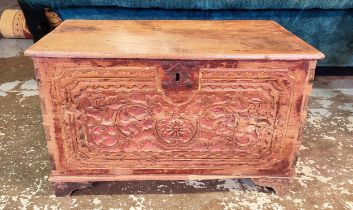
(159, 61, 199, 92)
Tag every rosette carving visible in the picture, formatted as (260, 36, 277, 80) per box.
(155, 115, 198, 148)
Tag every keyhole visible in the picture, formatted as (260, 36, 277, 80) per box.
(175, 73, 180, 82)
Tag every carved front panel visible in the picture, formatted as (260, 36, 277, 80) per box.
(41, 59, 304, 173)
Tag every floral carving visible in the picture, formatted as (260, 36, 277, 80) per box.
(201, 104, 271, 149)
(74, 90, 273, 152)
(81, 108, 124, 148)
(50, 59, 300, 170)
(115, 104, 154, 137)
(155, 115, 198, 148)
(90, 126, 119, 147)
(76, 100, 154, 149)
(204, 106, 238, 136)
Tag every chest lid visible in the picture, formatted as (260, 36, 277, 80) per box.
(25, 20, 324, 60)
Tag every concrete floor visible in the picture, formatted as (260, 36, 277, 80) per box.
(1, 3, 353, 210)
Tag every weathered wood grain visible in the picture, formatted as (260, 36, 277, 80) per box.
(25, 20, 324, 60)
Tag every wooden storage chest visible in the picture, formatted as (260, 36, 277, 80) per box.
(25, 20, 324, 196)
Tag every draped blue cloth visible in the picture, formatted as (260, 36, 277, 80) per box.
(18, 0, 353, 10)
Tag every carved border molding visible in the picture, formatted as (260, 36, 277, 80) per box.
(42, 59, 299, 170)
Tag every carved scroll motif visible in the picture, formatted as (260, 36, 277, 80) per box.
(70, 89, 276, 153)
(50, 61, 295, 168)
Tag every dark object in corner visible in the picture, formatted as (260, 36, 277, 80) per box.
(18, 0, 52, 42)
(316, 67, 353, 76)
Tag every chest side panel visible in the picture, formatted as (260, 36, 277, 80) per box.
(36, 58, 309, 176)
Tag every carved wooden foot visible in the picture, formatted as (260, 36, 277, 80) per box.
(251, 177, 293, 196)
(52, 182, 93, 197)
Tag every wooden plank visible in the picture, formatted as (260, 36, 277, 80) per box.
(25, 20, 324, 60)
(49, 174, 293, 182)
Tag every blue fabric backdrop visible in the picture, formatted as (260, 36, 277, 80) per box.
(20, 0, 353, 10)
